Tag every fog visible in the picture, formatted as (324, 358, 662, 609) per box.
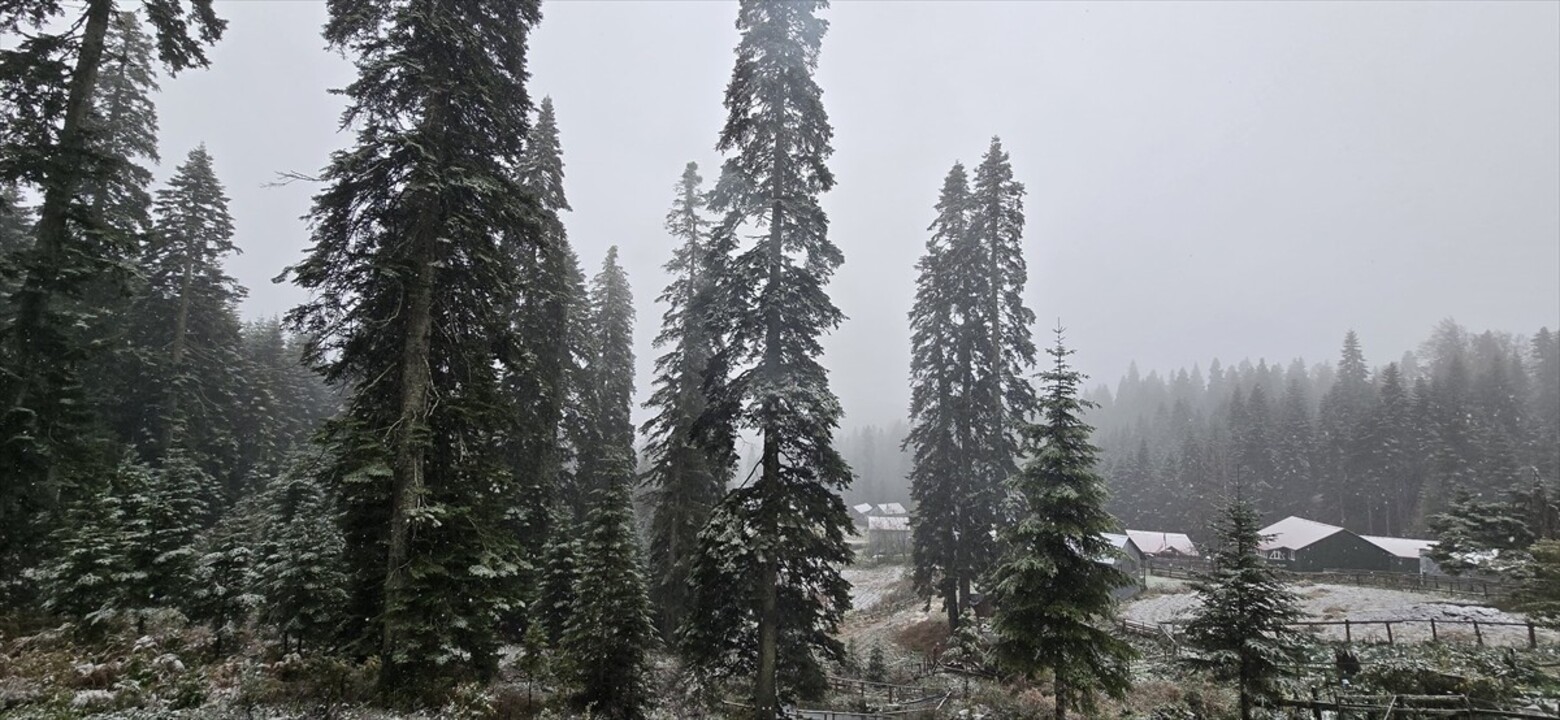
(153, 1, 1559, 429)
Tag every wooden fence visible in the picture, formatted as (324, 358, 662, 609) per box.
(1275, 693, 1560, 719)
(1151, 616, 1550, 649)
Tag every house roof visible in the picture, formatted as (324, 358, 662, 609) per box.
(1361, 535, 1436, 559)
(876, 502, 907, 516)
(1098, 533, 1142, 565)
(867, 515, 910, 532)
(1258, 516, 1349, 552)
(1126, 530, 1199, 556)
(851, 503, 874, 516)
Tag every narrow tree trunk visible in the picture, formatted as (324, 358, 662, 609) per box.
(164, 258, 194, 451)
(8, 0, 114, 408)
(1054, 671, 1068, 720)
(755, 526, 780, 719)
(381, 218, 437, 686)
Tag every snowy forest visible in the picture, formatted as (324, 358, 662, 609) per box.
(0, 1, 1557, 720)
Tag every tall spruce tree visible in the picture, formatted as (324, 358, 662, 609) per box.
(506, 97, 589, 570)
(906, 161, 992, 629)
(642, 162, 731, 635)
(562, 249, 654, 719)
(1318, 331, 1374, 526)
(254, 457, 347, 655)
(130, 145, 245, 501)
(681, 1, 854, 714)
(283, 0, 541, 695)
(1183, 490, 1307, 720)
(988, 329, 1133, 720)
(967, 137, 1039, 519)
(0, 2, 224, 594)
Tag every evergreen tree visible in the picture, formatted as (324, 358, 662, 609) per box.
(1528, 328, 1559, 479)
(563, 481, 655, 720)
(233, 319, 338, 485)
(127, 450, 209, 612)
(254, 458, 347, 655)
(562, 248, 653, 719)
(0, 2, 224, 595)
(189, 499, 261, 655)
(907, 161, 989, 630)
(1515, 540, 1560, 628)
(681, 1, 853, 714)
(537, 518, 581, 647)
(642, 162, 730, 636)
(283, 0, 541, 694)
(43, 456, 147, 621)
(1184, 490, 1307, 720)
(128, 145, 245, 499)
(1317, 331, 1374, 526)
(988, 329, 1133, 720)
(505, 97, 588, 581)
(1427, 488, 1534, 574)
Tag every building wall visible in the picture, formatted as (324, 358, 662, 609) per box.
(1293, 531, 1394, 572)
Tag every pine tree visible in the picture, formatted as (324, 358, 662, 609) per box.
(282, 0, 541, 695)
(0, 2, 224, 596)
(907, 161, 989, 630)
(129, 450, 209, 612)
(1515, 540, 1560, 628)
(43, 457, 146, 621)
(189, 499, 261, 655)
(537, 518, 581, 647)
(254, 458, 347, 655)
(988, 329, 1134, 720)
(642, 162, 731, 635)
(563, 481, 655, 720)
(575, 247, 636, 498)
(1183, 490, 1307, 720)
(128, 145, 245, 500)
(1318, 331, 1374, 526)
(681, 2, 854, 713)
(505, 97, 588, 581)
(1427, 488, 1534, 574)
(1527, 328, 1559, 480)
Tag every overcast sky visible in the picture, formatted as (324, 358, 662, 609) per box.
(152, 1, 1560, 429)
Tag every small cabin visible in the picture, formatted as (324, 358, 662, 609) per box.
(1125, 530, 1199, 558)
(1258, 516, 1394, 573)
(1100, 533, 1146, 600)
(866, 515, 911, 558)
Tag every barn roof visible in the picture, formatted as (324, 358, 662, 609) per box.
(867, 515, 910, 532)
(1097, 533, 1141, 565)
(851, 503, 874, 516)
(1258, 516, 1350, 551)
(1361, 535, 1436, 559)
(876, 502, 907, 516)
(1126, 530, 1199, 556)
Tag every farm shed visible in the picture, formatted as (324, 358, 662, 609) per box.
(1100, 532, 1146, 599)
(1125, 529, 1198, 558)
(1258, 516, 1394, 572)
(1360, 534, 1437, 574)
(865, 515, 910, 558)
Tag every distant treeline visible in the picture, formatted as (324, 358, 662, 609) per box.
(1088, 320, 1559, 540)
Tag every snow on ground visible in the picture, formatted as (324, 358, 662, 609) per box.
(1123, 581, 1558, 647)
(844, 563, 910, 613)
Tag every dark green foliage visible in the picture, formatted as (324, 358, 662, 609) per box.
(254, 457, 347, 654)
(642, 162, 731, 636)
(680, 1, 854, 713)
(537, 520, 581, 648)
(1428, 487, 1536, 574)
(189, 502, 260, 654)
(1515, 540, 1560, 627)
(1183, 492, 1307, 720)
(232, 318, 338, 486)
(865, 644, 886, 683)
(988, 329, 1133, 720)
(283, 0, 542, 695)
(564, 481, 656, 720)
(0, 1, 224, 598)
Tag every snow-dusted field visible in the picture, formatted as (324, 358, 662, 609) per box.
(1123, 582, 1558, 647)
(844, 563, 910, 613)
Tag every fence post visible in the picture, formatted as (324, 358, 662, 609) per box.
(1431, 619, 1438, 643)
(1529, 622, 1538, 650)
(1385, 622, 1394, 645)
(1473, 621, 1483, 647)
(1344, 620, 1352, 644)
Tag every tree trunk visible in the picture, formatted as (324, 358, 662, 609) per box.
(1054, 671, 1069, 720)
(755, 538, 780, 719)
(164, 258, 194, 451)
(8, 0, 114, 408)
(753, 110, 788, 720)
(380, 214, 437, 685)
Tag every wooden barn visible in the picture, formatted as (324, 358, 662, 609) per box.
(1100, 532, 1146, 599)
(1361, 534, 1438, 574)
(1258, 516, 1394, 572)
(865, 515, 911, 558)
(1125, 529, 1199, 558)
